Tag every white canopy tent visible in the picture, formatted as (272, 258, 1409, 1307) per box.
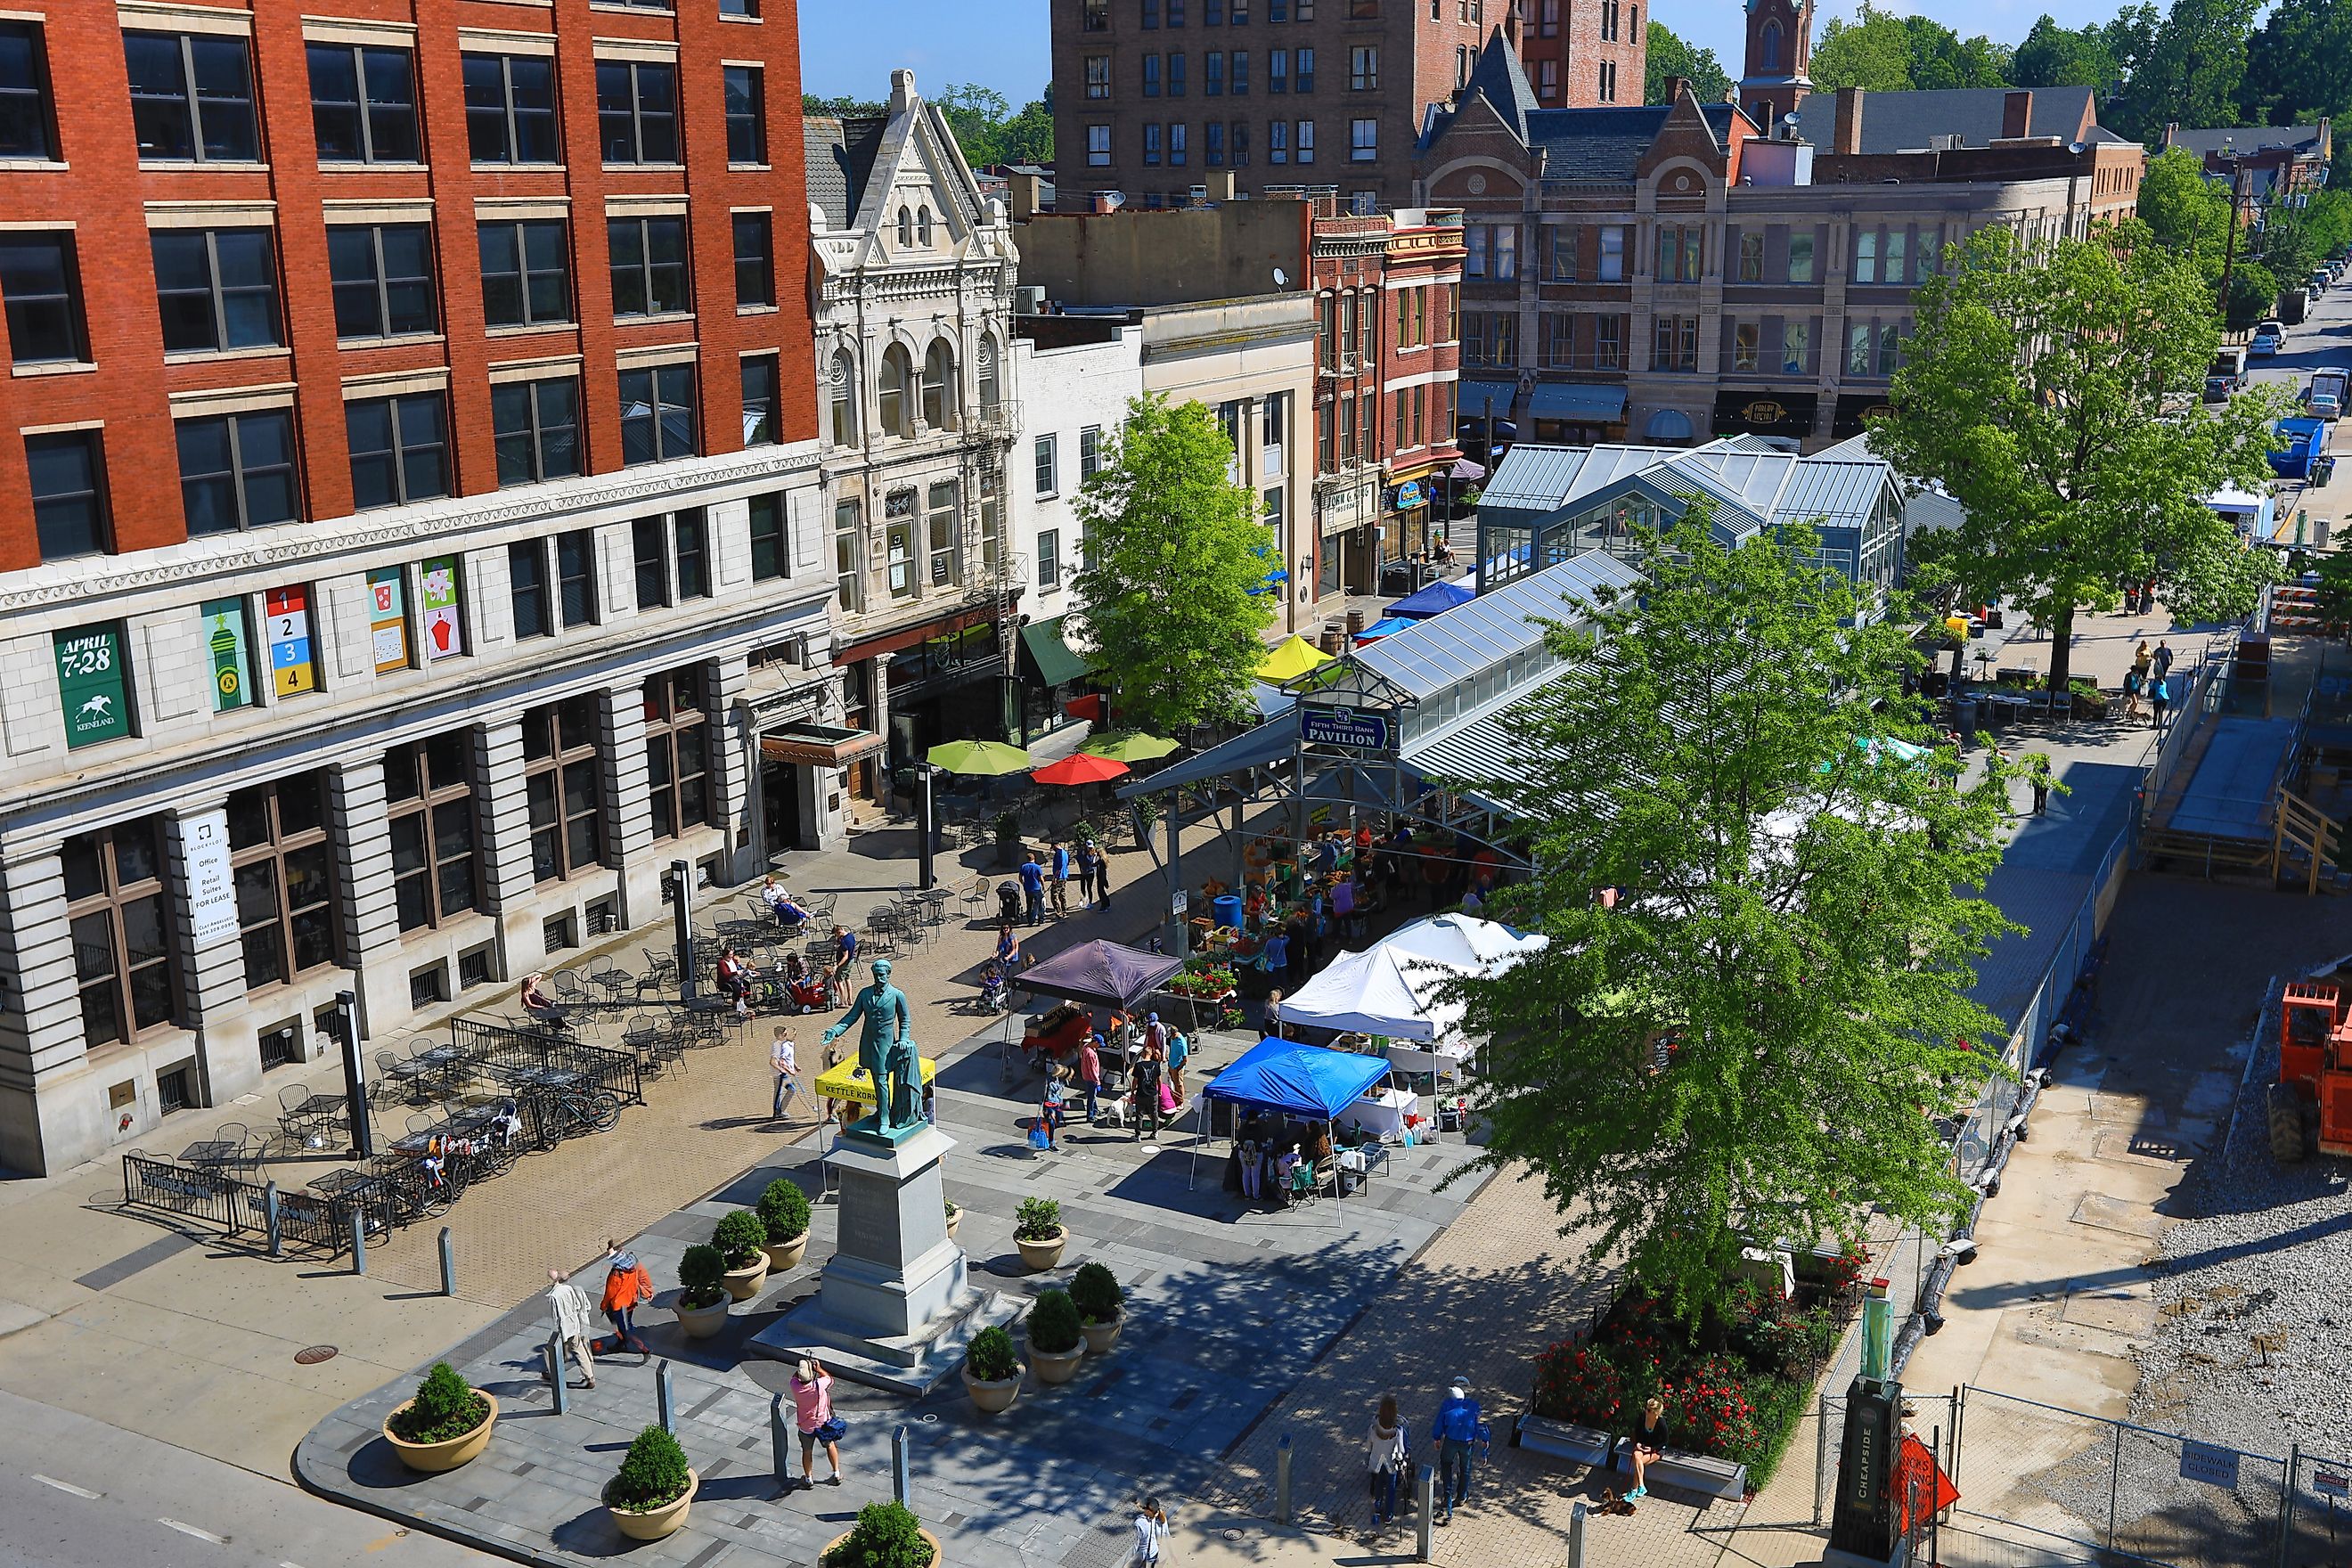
(1379, 913, 1549, 976)
(1280, 943, 1468, 1042)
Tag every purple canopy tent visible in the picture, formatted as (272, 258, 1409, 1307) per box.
(1010, 939, 1185, 1010)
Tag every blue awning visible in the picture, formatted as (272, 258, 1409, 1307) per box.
(1526, 383, 1628, 421)
(1202, 1037, 1392, 1121)
(1458, 380, 1516, 420)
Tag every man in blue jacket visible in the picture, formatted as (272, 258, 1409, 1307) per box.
(1430, 1379, 1482, 1523)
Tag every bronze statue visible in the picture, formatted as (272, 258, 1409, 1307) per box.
(821, 958, 920, 1136)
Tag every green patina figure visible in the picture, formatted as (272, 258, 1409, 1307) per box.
(821, 958, 921, 1138)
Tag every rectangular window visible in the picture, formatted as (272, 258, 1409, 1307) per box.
(1918, 225, 1941, 280)
(1597, 225, 1624, 282)
(492, 377, 581, 486)
(55, 622, 135, 748)
(1232, 51, 1248, 94)
(1034, 432, 1058, 495)
(1350, 46, 1377, 90)
(596, 59, 678, 164)
(1171, 122, 1188, 164)
(835, 499, 862, 612)
(509, 541, 551, 638)
(1738, 231, 1764, 283)
(741, 352, 780, 445)
(478, 220, 571, 327)
(1547, 226, 1576, 281)
(28, 430, 108, 559)
(261, 585, 317, 699)
(1205, 120, 1224, 164)
(1145, 0, 1160, 24)
(1270, 49, 1286, 91)
(1087, 123, 1111, 166)
(63, 818, 174, 1047)
(1086, 55, 1112, 100)
(1083, 0, 1110, 25)
(749, 492, 787, 581)
(1885, 229, 1907, 285)
(1596, 314, 1623, 371)
(556, 530, 597, 627)
(367, 565, 412, 674)
(1295, 118, 1312, 162)
(1171, 53, 1187, 95)
(1295, 48, 1313, 92)
(522, 695, 603, 882)
(385, 732, 478, 932)
(927, 481, 960, 586)
(1855, 230, 1877, 285)
(1037, 527, 1060, 588)
(1598, 59, 1615, 102)
(463, 53, 558, 163)
(420, 556, 464, 661)
(1847, 322, 1872, 376)
(0, 20, 56, 159)
(633, 516, 671, 610)
(1783, 318, 1810, 375)
(327, 224, 437, 339)
(0, 232, 86, 365)
(1336, 393, 1354, 462)
(1733, 321, 1759, 372)
(732, 210, 775, 306)
(227, 772, 338, 989)
(1144, 54, 1161, 94)
(1659, 225, 1700, 282)
(1878, 322, 1902, 377)
(1349, 118, 1375, 161)
(1270, 0, 1285, 16)
(347, 391, 448, 510)
(178, 410, 298, 535)
(1206, 0, 1222, 21)
(151, 228, 281, 354)
(123, 30, 256, 162)
(677, 519, 709, 602)
(1653, 315, 1697, 372)
(1205, 52, 1223, 94)
(307, 43, 418, 164)
(608, 216, 690, 317)
(1538, 60, 1557, 101)
(642, 669, 711, 840)
(1788, 231, 1815, 283)
(1145, 122, 1162, 163)
(723, 64, 765, 163)
(1542, 312, 1571, 368)
(1268, 118, 1286, 161)
(1494, 224, 1517, 280)
(1169, 0, 1185, 20)
(619, 363, 698, 465)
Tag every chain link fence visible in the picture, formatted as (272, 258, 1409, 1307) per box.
(2286, 1449, 2352, 1568)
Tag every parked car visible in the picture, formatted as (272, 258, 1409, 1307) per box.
(2307, 367, 2348, 421)
(2252, 328, 2284, 357)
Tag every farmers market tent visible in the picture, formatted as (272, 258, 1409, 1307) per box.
(1189, 1036, 1392, 1196)
(1010, 939, 1184, 1011)
(1280, 943, 1467, 1042)
(1378, 913, 1548, 976)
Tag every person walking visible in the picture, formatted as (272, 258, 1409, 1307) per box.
(1129, 1049, 1161, 1141)
(1130, 1498, 1170, 1568)
(1628, 1394, 1668, 1500)
(1018, 853, 1047, 926)
(2152, 639, 2175, 687)
(1076, 839, 1099, 907)
(1164, 1025, 1189, 1104)
(1366, 1393, 1408, 1528)
(1430, 1379, 1483, 1524)
(771, 1025, 800, 1119)
(1089, 843, 1114, 913)
(547, 1268, 597, 1390)
(1049, 839, 1073, 917)
(1263, 989, 1284, 1040)
(789, 1358, 845, 1488)
(597, 1243, 655, 1362)
(1040, 1060, 1069, 1151)
(2151, 673, 2172, 730)
(1077, 1032, 1104, 1123)
(828, 923, 859, 1003)
(2122, 665, 2143, 722)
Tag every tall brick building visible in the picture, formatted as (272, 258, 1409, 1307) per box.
(1049, 0, 1641, 212)
(0, 3, 839, 1176)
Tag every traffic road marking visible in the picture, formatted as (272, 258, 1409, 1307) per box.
(159, 1517, 230, 1545)
(31, 1474, 101, 1499)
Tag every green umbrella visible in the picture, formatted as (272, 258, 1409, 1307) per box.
(1082, 731, 1181, 763)
(927, 739, 1033, 775)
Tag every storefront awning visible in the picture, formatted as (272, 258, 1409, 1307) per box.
(762, 722, 886, 767)
(1018, 616, 1098, 689)
(1711, 389, 1819, 440)
(1526, 382, 1629, 421)
(1832, 392, 1899, 439)
(1458, 380, 1516, 421)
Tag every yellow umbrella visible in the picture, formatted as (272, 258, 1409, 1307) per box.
(926, 739, 1032, 775)
(813, 1056, 940, 1106)
(1082, 731, 1181, 763)
(1258, 634, 1335, 682)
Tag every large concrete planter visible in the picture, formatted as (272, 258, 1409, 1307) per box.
(381, 1392, 499, 1474)
(763, 1234, 808, 1272)
(674, 1294, 731, 1340)
(1032, 1342, 1085, 1385)
(607, 1470, 698, 1541)
(945, 1205, 961, 1240)
(824, 1527, 943, 1568)
(963, 1366, 1023, 1415)
(720, 1255, 770, 1302)
(1014, 1225, 1067, 1272)
(1081, 1315, 1123, 1357)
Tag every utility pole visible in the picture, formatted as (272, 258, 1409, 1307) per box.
(2217, 154, 2253, 337)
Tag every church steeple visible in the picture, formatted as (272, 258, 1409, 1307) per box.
(1739, 0, 1813, 135)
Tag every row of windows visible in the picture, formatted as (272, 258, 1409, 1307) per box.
(0, 24, 772, 171)
(1115, 47, 1320, 98)
(1461, 222, 1949, 288)
(1104, 116, 1372, 167)
(822, 338, 1001, 446)
(1459, 309, 1913, 377)
(1319, 283, 1459, 368)
(1106, 0, 1490, 24)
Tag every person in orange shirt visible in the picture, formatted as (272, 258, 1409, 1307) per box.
(597, 1240, 655, 1362)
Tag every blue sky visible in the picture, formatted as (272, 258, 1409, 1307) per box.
(795, 0, 2097, 110)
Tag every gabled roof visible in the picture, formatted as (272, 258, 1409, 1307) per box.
(1507, 437, 1893, 531)
(2166, 123, 2327, 159)
(1349, 554, 1644, 701)
(1420, 29, 1743, 176)
(804, 115, 886, 230)
(1462, 29, 1540, 143)
(1849, 85, 2097, 152)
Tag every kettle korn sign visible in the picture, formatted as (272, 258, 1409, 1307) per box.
(53, 625, 132, 748)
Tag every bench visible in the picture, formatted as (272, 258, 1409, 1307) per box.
(1513, 1414, 1613, 1468)
(1511, 1416, 1751, 1501)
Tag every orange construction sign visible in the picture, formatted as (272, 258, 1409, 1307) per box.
(1895, 1433, 1961, 1531)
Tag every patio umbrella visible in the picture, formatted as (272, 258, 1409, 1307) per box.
(1258, 634, 1334, 682)
(927, 739, 1032, 775)
(1033, 751, 1131, 786)
(1082, 731, 1181, 763)
(1449, 457, 1486, 480)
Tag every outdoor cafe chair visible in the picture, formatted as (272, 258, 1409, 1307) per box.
(278, 1083, 314, 1122)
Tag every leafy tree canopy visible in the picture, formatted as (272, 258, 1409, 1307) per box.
(1645, 21, 1732, 104)
(2239, 0, 2352, 127)
(1070, 396, 1277, 734)
(1447, 516, 2019, 1314)
(2105, 0, 2261, 139)
(804, 93, 886, 118)
(937, 82, 1054, 167)
(2011, 13, 2127, 97)
(1809, 1, 1915, 92)
(2137, 146, 2233, 282)
(1901, 17, 2013, 89)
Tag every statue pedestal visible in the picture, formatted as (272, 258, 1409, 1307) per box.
(748, 1123, 1017, 1396)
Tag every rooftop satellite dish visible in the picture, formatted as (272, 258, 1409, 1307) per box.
(1784, 111, 1801, 126)
(2069, 141, 2086, 154)
(1273, 266, 1288, 288)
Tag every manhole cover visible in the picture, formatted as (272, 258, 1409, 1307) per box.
(1223, 1530, 1245, 1543)
(294, 1344, 339, 1365)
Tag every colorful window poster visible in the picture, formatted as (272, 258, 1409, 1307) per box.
(367, 567, 411, 674)
(201, 597, 254, 712)
(420, 556, 464, 661)
(265, 584, 318, 698)
(53, 624, 132, 748)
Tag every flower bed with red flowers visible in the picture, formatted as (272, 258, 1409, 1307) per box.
(1528, 1262, 1865, 1487)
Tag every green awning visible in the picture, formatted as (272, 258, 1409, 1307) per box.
(1019, 616, 1098, 689)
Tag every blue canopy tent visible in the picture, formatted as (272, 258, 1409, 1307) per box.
(1188, 1036, 1392, 1195)
(1387, 578, 1474, 619)
(1353, 616, 1417, 642)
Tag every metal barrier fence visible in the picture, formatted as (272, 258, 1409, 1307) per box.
(2287, 1449, 2352, 1568)
(121, 1153, 366, 1257)
(448, 1017, 644, 1108)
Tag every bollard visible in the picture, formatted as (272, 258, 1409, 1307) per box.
(349, 1209, 367, 1275)
(264, 1180, 282, 1259)
(547, 1334, 569, 1417)
(657, 1359, 675, 1433)
(771, 1394, 793, 1491)
(1416, 1464, 1435, 1563)
(1275, 1433, 1293, 1524)
(894, 1425, 911, 1507)
(1567, 1500, 1588, 1568)
(437, 1226, 456, 1297)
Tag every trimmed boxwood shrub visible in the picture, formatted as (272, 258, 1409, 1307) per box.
(1070, 1261, 1123, 1325)
(759, 1179, 813, 1245)
(713, 1209, 769, 1269)
(966, 1323, 1019, 1383)
(388, 1361, 489, 1444)
(678, 1244, 727, 1311)
(1028, 1288, 1083, 1355)
(606, 1425, 692, 1513)
(823, 1500, 931, 1568)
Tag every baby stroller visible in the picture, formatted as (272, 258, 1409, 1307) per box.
(996, 879, 1023, 925)
(976, 963, 1009, 1014)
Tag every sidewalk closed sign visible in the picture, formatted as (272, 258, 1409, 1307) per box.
(2179, 1442, 2241, 1489)
(54, 625, 131, 748)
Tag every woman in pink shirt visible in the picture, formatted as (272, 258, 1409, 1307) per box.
(790, 1358, 845, 1487)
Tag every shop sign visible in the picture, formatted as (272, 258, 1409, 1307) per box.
(420, 557, 464, 661)
(1300, 706, 1392, 750)
(1392, 480, 1425, 511)
(53, 624, 132, 748)
(265, 585, 318, 698)
(201, 598, 253, 712)
(367, 567, 411, 674)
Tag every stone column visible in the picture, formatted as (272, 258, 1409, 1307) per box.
(599, 683, 662, 929)
(473, 718, 542, 973)
(326, 761, 406, 1044)
(704, 654, 757, 885)
(0, 845, 102, 1174)
(163, 803, 257, 1105)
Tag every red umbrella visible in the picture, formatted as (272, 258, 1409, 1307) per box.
(1031, 752, 1131, 786)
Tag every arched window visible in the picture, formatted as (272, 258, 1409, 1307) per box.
(1760, 20, 1783, 73)
(828, 350, 858, 446)
(920, 340, 956, 429)
(896, 207, 913, 246)
(878, 344, 913, 437)
(917, 208, 934, 245)
(977, 336, 1001, 412)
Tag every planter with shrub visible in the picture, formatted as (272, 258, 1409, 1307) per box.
(1026, 1288, 1086, 1384)
(994, 812, 1023, 870)
(382, 1361, 498, 1473)
(1013, 1196, 1066, 1271)
(822, 1500, 942, 1568)
(674, 1244, 731, 1339)
(604, 1425, 698, 1540)
(713, 1209, 772, 1301)
(759, 1178, 813, 1271)
(962, 1323, 1024, 1414)
(1070, 1261, 1125, 1355)
(944, 1195, 961, 1240)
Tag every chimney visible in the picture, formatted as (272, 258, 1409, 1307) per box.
(1663, 75, 1688, 106)
(1833, 86, 1865, 156)
(2162, 121, 2179, 149)
(889, 68, 917, 118)
(1205, 168, 1237, 202)
(1008, 170, 1044, 222)
(2001, 89, 2032, 141)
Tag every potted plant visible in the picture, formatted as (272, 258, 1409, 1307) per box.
(759, 1178, 813, 1271)
(822, 1499, 943, 1568)
(1027, 1288, 1086, 1385)
(944, 1194, 961, 1240)
(994, 811, 1023, 869)
(674, 1244, 731, 1340)
(1070, 1261, 1126, 1356)
(604, 1425, 698, 1541)
(961, 1323, 1023, 1415)
(1014, 1196, 1066, 1271)
(381, 1361, 497, 1474)
(713, 1209, 771, 1302)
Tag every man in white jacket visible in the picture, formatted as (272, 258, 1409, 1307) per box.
(548, 1267, 597, 1389)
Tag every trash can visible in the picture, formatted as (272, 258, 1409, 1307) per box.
(1953, 697, 1979, 734)
(2315, 455, 2336, 488)
(1213, 894, 1244, 933)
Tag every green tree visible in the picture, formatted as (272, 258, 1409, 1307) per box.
(1870, 224, 2283, 695)
(1900, 17, 2011, 89)
(2223, 258, 2280, 330)
(1070, 396, 1277, 734)
(2240, 0, 2352, 127)
(2010, 14, 2126, 97)
(2137, 147, 2233, 282)
(1444, 516, 2017, 1314)
(1645, 20, 1732, 103)
(804, 93, 886, 118)
(2255, 216, 2318, 290)
(1809, 1, 1915, 92)
(2106, 0, 2261, 140)
(936, 82, 1055, 167)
